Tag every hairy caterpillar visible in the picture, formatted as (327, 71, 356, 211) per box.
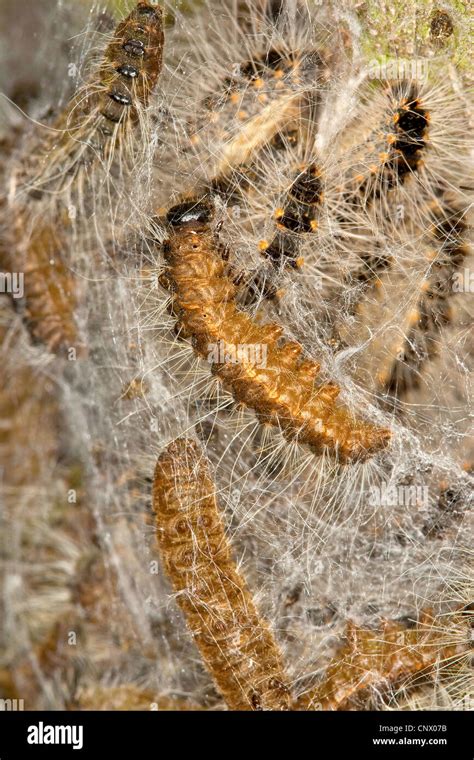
(152, 437, 291, 711)
(338, 84, 430, 309)
(182, 59, 322, 212)
(6, 2, 165, 354)
(12, 221, 82, 356)
(96, 3, 164, 128)
(296, 612, 469, 711)
(379, 193, 470, 397)
(20, 1, 164, 197)
(189, 43, 325, 176)
(260, 161, 323, 269)
(160, 200, 391, 463)
(340, 82, 429, 192)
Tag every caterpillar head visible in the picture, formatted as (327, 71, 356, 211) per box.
(166, 199, 214, 228)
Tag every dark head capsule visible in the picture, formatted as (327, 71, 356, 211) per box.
(167, 201, 213, 227)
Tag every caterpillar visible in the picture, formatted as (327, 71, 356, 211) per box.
(178, 4, 331, 205)
(6, 2, 165, 354)
(295, 612, 469, 711)
(11, 220, 83, 356)
(96, 3, 164, 129)
(152, 437, 291, 711)
(159, 200, 391, 463)
(186, 90, 309, 215)
(260, 161, 323, 269)
(20, 1, 164, 197)
(341, 83, 429, 208)
(379, 192, 470, 397)
(337, 84, 430, 310)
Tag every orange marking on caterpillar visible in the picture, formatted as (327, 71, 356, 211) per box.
(152, 437, 291, 711)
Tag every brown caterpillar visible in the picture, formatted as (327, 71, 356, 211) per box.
(189, 34, 326, 189)
(97, 2, 163, 127)
(296, 612, 468, 711)
(379, 193, 469, 397)
(152, 437, 291, 711)
(10, 220, 83, 356)
(8, 3, 164, 354)
(260, 161, 323, 269)
(0, 296, 59, 484)
(21, 2, 164, 197)
(160, 201, 391, 463)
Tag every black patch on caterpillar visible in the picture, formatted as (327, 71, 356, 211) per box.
(392, 98, 429, 180)
(382, 199, 468, 398)
(167, 200, 213, 227)
(117, 63, 139, 79)
(262, 163, 323, 268)
(123, 39, 146, 57)
(109, 90, 132, 107)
